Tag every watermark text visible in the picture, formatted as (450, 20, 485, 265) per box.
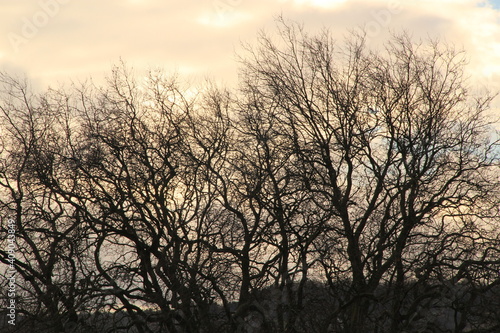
(5, 218, 16, 326)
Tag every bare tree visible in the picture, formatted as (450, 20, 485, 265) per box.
(0, 20, 499, 333)
(0, 74, 98, 332)
(238, 18, 500, 332)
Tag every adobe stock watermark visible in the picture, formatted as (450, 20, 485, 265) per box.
(212, 0, 243, 22)
(8, 0, 71, 53)
(366, 0, 403, 37)
(5, 218, 16, 326)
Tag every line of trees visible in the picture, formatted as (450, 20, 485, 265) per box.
(1, 21, 500, 332)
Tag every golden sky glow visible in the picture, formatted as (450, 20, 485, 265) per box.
(1, 0, 499, 111)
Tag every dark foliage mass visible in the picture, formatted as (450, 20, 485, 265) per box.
(1, 21, 499, 332)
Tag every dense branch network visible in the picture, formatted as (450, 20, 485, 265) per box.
(0, 21, 499, 333)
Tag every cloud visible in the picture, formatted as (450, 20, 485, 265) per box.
(283, 0, 349, 9)
(0, 0, 498, 102)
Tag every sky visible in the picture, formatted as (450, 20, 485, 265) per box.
(1, 0, 500, 110)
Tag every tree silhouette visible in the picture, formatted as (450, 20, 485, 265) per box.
(0, 20, 499, 333)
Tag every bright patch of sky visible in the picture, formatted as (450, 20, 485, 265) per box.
(489, 0, 500, 9)
(0, 0, 499, 104)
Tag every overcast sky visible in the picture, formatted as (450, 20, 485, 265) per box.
(1, 0, 500, 107)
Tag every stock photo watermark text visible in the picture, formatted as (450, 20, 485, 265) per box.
(366, 0, 402, 37)
(5, 218, 16, 326)
(8, 0, 71, 53)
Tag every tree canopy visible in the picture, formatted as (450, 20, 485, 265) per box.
(1, 21, 499, 333)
